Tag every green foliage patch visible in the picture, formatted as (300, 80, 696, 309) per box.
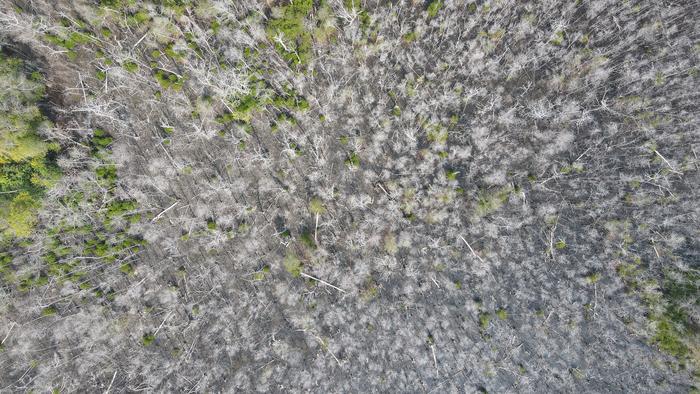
(427, 0, 442, 18)
(266, 0, 314, 67)
(0, 54, 60, 239)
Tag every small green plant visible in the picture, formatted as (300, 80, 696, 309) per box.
(427, 0, 442, 18)
(129, 10, 151, 26)
(142, 332, 156, 346)
(284, 254, 302, 277)
(253, 265, 270, 281)
(360, 277, 379, 301)
(496, 308, 508, 320)
(119, 263, 134, 275)
(555, 239, 567, 250)
(402, 31, 418, 43)
(345, 152, 360, 168)
(123, 61, 139, 73)
(95, 165, 118, 187)
(475, 186, 511, 216)
(300, 231, 316, 249)
(550, 30, 565, 46)
(446, 170, 459, 181)
(309, 197, 326, 215)
(426, 124, 448, 144)
(479, 312, 491, 330)
(586, 272, 601, 284)
(42, 305, 57, 316)
(570, 368, 585, 380)
(154, 69, 184, 90)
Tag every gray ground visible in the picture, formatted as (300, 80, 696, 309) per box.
(0, 0, 698, 392)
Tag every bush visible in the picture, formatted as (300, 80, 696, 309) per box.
(0, 55, 60, 239)
(266, 0, 314, 67)
(427, 0, 442, 18)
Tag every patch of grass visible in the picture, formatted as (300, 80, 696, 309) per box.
(651, 315, 688, 358)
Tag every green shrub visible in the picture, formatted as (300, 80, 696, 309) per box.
(496, 308, 508, 320)
(0, 55, 60, 239)
(476, 186, 512, 216)
(284, 253, 302, 277)
(402, 31, 417, 43)
(42, 305, 57, 316)
(427, 0, 442, 18)
(345, 152, 360, 168)
(142, 332, 156, 346)
(154, 69, 184, 90)
(119, 263, 134, 275)
(266, 0, 314, 66)
(479, 312, 491, 330)
(123, 61, 139, 73)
